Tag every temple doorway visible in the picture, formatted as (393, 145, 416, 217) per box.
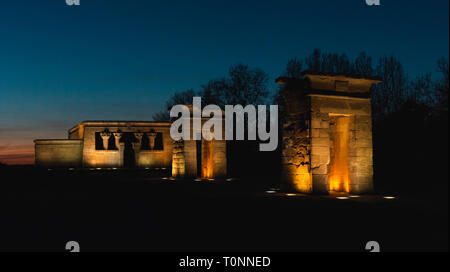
(328, 115, 351, 193)
(122, 133, 136, 168)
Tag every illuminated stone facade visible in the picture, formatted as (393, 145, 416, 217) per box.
(277, 72, 381, 194)
(171, 105, 227, 179)
(35, 121, 174, 169)
(34, 119, 227, 179)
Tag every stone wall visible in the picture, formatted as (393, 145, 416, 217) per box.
(137, 150, 171, 168)
(281, 90, 312, 193)
(279, 74, 379, 194)
(68, 124, 84, 140)
(171, 113, 227, 179)
(81, 122, 173, 168)
(34, 140, 83, 167)
(309, 95, 373, 194)
(36, 121, 174, 169)
(172, 140, 185, 177)
(212, 139, 227, 178)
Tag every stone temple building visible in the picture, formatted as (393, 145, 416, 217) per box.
(35, 72, 380, 194)
(276, 72, 381, 194)
(34, 119, 227, 179)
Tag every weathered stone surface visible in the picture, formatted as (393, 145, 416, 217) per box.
(279, 73, 378, 194)
(311, 118, 322, 129)
(355, 139, 372, 148)
(312, 164, 328, 175)
(212, 140, 227, 178)
(172, 140, 185, 177)
(311, 137, 330, 147)
(34, 140, 83, 167)
(35, 121, 174, 168)
(312, 174, 329, 194)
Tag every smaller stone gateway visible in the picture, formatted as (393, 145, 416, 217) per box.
(277, 71, 382, 194)
(171, 105, 227, 179)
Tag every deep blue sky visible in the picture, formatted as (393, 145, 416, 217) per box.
(0, 0, 448, 163)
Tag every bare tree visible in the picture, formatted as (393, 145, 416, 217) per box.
(152, 111, 170, 122)
(372, 56, 409, 118)
(284, 58, 303, 78)
(152, 89, 197, 121)
(409, 73, 434, 106)
(199, 79, 227, 107)
(353, 52, 374, 77)
(273, 57, 304, 114)
(153, 64, 270, 120)
(435, 57, 449, 114)
(305, 48, 321, 72)
(199, 64, 269, 107)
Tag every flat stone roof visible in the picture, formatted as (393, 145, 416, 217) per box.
(276, 71, 382, 99)
(68, 120, 171, 133)
(34, 139, 83, 144)
(300, 70, 382, 81)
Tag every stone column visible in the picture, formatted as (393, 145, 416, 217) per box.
(118, 142, 125, 167)
(133, 132, 144, 166)
(172, 140, 185, 178)
(100, 131, 111, 150)
(113, 132, 122, 149)
(147, 130, 157, 150)
(113, 132, 123, 167)
(133, 132, 144, 150)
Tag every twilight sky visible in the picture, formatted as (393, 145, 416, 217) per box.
(0, 0, 448, 164)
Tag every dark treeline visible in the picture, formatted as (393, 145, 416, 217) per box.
(154, 49, 449, 194)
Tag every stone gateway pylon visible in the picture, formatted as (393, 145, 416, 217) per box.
(171, 105, 227, 179)
(277, 72, 381, 194)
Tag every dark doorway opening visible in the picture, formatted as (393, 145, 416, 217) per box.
(122, 133, 136, 168)
(196, 138, 202, 177)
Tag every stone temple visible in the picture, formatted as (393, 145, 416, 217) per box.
(34, 119, 227, 179)
(35, 72, 380, 194)
(276, 72, 381, 194)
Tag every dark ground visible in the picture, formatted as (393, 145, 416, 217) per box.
(0, 166, 448, 252)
